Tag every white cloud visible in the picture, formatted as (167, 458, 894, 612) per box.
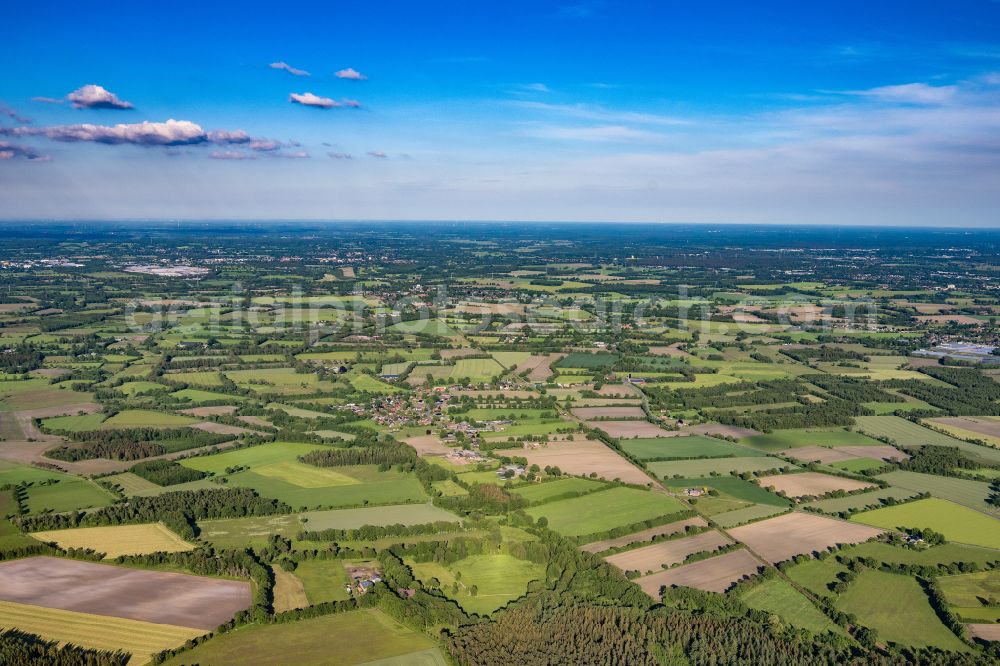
(207, 129, 251, 144)
(514, 101, 689, 126)
(335, 68, 367, 81)
(35, 119, 204, 145)
(270, 61, 310, 76)
(845, 82, 957, 105)
(272, 150, 310, 159)
(328, 152, 353, 159)
(211, 150, 255, 160)
(67, 84, 134, 110)
(0, 140, 47, 160)
(521, 124, 658, 142)
(289, 92, 339, 108)
(367, 150, 388, 158)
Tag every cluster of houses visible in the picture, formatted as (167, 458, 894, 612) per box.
(369, 392, 450, 429)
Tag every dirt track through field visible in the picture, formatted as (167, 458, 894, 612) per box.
(0, 556, 251, 630)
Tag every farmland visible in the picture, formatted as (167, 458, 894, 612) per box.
(28, 523, 194, 558)
(524, 487, 687, 537)
(409, 553, 545, 616)
(0, 556, 251, 630)
(850, 498, 1000, 549)
(740, 579, 842, 635)
(756, 472, 875, 498)
(634, 548, 763, 596)
(728, 512, 883, 564)
(0, 224, 998, 663)
(604, 530, 732, 574)
(617, 435, 763, 460)
(516, 439, 653, 485)
(161, 610, 445, 666)
(0, 599, 203, 666)
(836, 571, 970, 652)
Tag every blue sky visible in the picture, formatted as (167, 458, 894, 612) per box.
(3, 0, 1000, 225)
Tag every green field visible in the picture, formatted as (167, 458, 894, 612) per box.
(423, 358, 505, 382)
(850, 498, 1000, 549)
(180, 441, 327, 474)
(740, 579, 842, 635)
(293, 559, 352, 604)
(938, 570, 1000, 611)
(740, 428, 882, 451)
(855, 415, 1000, 464)
(300, 503, 461, 530)
(0, 491, 34, 549)
(836, 570, 969, 651)
(784, 557, 849, 598)
(838, 541, 1000, 568)
(162, 609, 445, 666)
(410, 553, 545, 615)
(171, 388, 248, 403)
(41, 412, 107, 432)
(664, 476, 790, 506)
(554, 352, 618, 369)
(24, 478, 116, 515)
(0, 461, 68, 486)
(648, 456, 791, 478)
(711, 503, 788, 528)
(524, 486, 686, 537)
(510, 477, 607, 504)
(804, 486, 919, 514)
(876, 471, 998, 513)
(102, 409, 197, 428)
(255, 460, 361, 487)
(229, 466, 428, 510)
(617, 435, 763, 460)
(389, 318, 457, 337)
(830, 457, 885, 473)
(197, 514, 302, 549)
(431, 479, 468, 497)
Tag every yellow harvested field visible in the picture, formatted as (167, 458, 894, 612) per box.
(0, 599, 203, 666)
(271, 567, 308, 613)
(29, 523, 194, 558)
(757, 472, 875, 498)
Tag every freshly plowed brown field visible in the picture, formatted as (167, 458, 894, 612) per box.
(728, 512, 883, 564)
(0, 556, 251, 630)
(634, 549, 762, 596)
